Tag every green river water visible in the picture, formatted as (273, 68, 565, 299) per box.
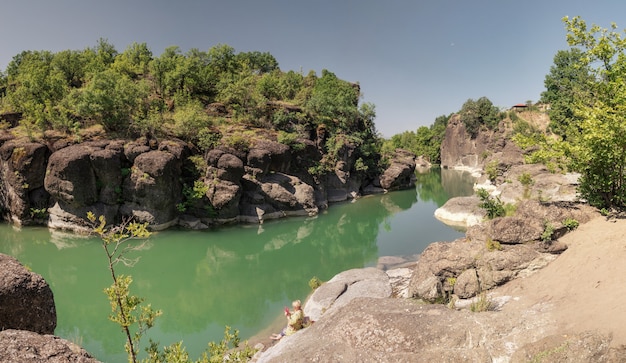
(0, 168, 475, 362)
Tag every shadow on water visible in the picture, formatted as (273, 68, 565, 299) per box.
(0, 167, 475, 361)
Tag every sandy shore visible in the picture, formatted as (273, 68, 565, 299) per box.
(495, 215, 626, 347)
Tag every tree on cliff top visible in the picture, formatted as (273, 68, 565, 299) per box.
(459, 97, 502, 138)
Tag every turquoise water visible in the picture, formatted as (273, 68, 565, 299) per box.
(0, 168, 475, 362)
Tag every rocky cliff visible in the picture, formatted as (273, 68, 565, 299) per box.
(0, 129, 416, 232)
(440, 114, 524, 173)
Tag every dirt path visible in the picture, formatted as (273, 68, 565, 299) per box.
(495, 215, 626, 347)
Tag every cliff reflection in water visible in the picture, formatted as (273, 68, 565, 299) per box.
(0, 168, 474, 362)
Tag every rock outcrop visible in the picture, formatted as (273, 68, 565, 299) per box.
(409, 200, 598, 302)
(303, 267, 392, 322)
(0, 253, 56, 334)
(256, 297, 624, 363)
(0, 329, 101, 363)
(440, 114, 523, 173)
(0, 133, 416, 231)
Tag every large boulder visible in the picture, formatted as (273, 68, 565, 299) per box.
(434, 195, 485, 227)
(44, 142, 122, 231)
(377, 149, 416, 191)
(0, 329, 101, 363)
(121, 149, 183, 229)
(0, 254, 56, 334)
(202, 150, 245, 221)
(304, 268, 392, 322)
(239, 172, 318, 223)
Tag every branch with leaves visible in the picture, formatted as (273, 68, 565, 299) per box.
(87, 212, 160, 363)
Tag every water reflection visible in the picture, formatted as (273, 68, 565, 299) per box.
(0, 168, 475, 361)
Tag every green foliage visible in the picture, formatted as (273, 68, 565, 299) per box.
(309, 276, 323, 290)
(540, 48, 593, 140)
(70, 68, 148, 132)
(484, 161, 498, 182)
(171, 100, 211, 140)
(382, 114, 450, 164)
(277, 130, 304, 151)
(541, 221, 555, 242)
(29, 207, 48, 219)
(512, 132, 573, 173)
(87, 212, 157, 363)
(146, 326, 256, 363)
(222, 132, 251, 152)
(518, 172, 534, 187)
(178, 180, 210, 213)
(197, 129, 222, 152)
(459, 97, 502, 138)
(476, 188, 505, 219)
(562, 16, 626, 210)
(305, 69, 359, 130)
(485, 238, 503, 251)
(563, 217, 579, 230)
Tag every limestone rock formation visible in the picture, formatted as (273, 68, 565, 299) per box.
(0, 329, 101, 363)
(0, 253, 56, 334)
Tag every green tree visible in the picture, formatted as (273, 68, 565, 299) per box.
(70, 69, 148, 132)
(5, 50, 68, 130)
(236, 51, 279, 74)
(306, 69, 359, 130)
(564, 16, 626, 209)
(113, 42, 153, 79)
(540, 48, 593, 139)
(459, 97, 501, 137)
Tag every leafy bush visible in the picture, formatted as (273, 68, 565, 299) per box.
(518, 172, 534, 186)
(563, 217, 579, 230)
(309, 276, 323, 290)
(476, 188, 505, 219)
(541, 221, 555, 242)
(485, 161, 498, 183)
(485, 238, 502, 251)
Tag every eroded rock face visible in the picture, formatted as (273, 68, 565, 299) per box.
(121, 149, 183, 228)
(0, 254, 56, 334)
(1, 131, 418, 231)
(0, 141, 50, 224)
(0, 329, 101, 363)
(440, 114, 523, 173)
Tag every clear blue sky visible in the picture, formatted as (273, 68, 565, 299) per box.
(1, 1, 625, 137)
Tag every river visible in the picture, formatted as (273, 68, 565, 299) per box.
(0, 168, 475, 362)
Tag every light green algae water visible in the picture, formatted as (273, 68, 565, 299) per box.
(0, 168, 474, 362)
